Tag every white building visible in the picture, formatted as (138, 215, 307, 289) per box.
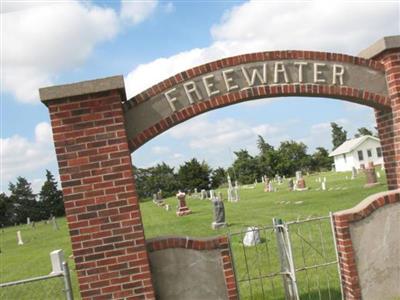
(329, 136, 383, 172)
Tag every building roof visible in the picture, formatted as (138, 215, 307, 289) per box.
(329, 135, 380, 157)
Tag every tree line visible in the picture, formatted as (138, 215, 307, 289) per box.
(134, 123, 376, 198)
(0, 170, 64, 227)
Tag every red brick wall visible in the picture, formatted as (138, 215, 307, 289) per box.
(375, 49, 400, 190)
(332, 191, 400, 299)
(45, 89, 155, 300)
(146, 236, 238, 299)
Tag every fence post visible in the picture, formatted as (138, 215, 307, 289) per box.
(273, 218, 299, 300)
(62, 261, 74, 300)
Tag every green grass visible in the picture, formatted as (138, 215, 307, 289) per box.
(0, 170, 388, 299)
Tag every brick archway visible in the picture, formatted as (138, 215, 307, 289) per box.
(40, 36, 400, 299)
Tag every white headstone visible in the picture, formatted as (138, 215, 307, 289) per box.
(243, 227, 261, 246)
(52, 216, 59, 230)
(50, 249, 65, 275)
(234, 181, 240, 202)
(321, 181, 326, 191)
(376, 171, 381, 178)
(165, 204, 170, 211)
(318, 177, 321, 183)
(209, 189, 215, 200)
(268, 181, 274, 192)
(323, 177, 326, 183)
(296, 171, 302, 181)
(27, 217, 30, 225)
(17, 231, 24, 245)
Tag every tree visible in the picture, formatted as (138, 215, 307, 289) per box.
(211, 167, 226, 189)
(275, 141, 311, 176)
(256, 135, 278, 177)
(8, 177, 38, 223)
(331, 122, 347, 150)
(134, 163, 178, 199)
(178, 158, 211, 191)
(232, 150, 260, 184)
(311, 147, 333, 171)
(0, 193, 15, 226)
(354, 127, 373, 138)
(39, 170, 64, 218)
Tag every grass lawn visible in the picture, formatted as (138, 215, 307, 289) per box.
(0, 170, 387, 299)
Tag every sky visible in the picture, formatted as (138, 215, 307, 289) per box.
(1, 0, 399, 194)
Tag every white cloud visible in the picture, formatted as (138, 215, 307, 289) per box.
(168, 115, 282, 151)
(151, 145, 170, 154)
(2, 1, 119, 103)
(120, 0, 158, 25)
(125, 0, 398, 98)
(1, 122, 55, 189)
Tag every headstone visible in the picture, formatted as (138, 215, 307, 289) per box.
(200, 189, 207, 200)
(234, 181, 240, 202)
(318, 177, 321, 183)
(157, 190, 163, 201)
(209, 189, 215, 200)
(264, 177, 269, 192)
(165, 204, 170, 211)
(288, 179, 294, 191)
(376, 171, 381, 178)
(321, 181, 326, 191)
(243, 227, 261, 246)
(212, 196, 226, 229)
(351, 167, 357, 180)
(323, 177, 326, 182)
(176, 191, 192, 216)
(295, 171, 307, 190)
(52, 216, 59, 230)
(268, 181, 274, 192)
(227, 174, 235, 202)
(364, 162, 378, 188)
(194, 188, 199, 198)
(26, 217, 30, 225)
(17, 231, 24, 245)
(50, 249, 65, 275)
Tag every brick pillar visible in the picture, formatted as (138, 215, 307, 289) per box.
(40, 76, 155, 300)
(376, 48, 400, 190)
(360, 36, 400, 190)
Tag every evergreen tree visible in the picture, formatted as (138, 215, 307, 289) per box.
(8, 177, 38, 223)
(354, 127, 373, 138)
(331, 122, 347, 150)
(232, 150, 260, 184)
(39, 170, 64, 218)
(311, 147, 333, 171)
(275, 141, 310, 176)
(0, 193, 15, 226)
(178, 158, 211, 191)
(257, 135, 277, 177)
(211, 167, 226, 189)
(134, 163, 178, 198)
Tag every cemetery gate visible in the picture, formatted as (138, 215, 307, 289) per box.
(39, 36, 400, 299)
(228, 214, 342, 300)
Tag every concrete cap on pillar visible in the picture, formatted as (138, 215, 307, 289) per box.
(358, 35, 400, 59)
(39, 75, 126, 104)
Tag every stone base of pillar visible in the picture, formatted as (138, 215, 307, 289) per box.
(176, 207, 192, 216)
(212, 222, 227, 229)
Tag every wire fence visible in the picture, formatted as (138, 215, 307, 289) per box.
(228, 214, 342, 300)
(0, 252, 74, 300)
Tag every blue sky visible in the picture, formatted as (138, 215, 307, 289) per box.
(1, 0, 399, 193)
